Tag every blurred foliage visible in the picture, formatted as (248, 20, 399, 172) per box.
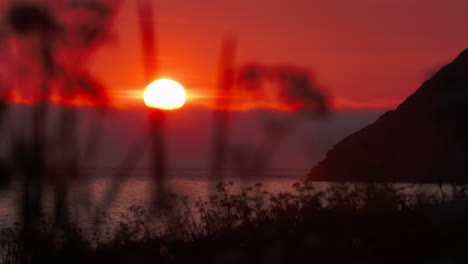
(2, 1, 464, 264)
(0, 0, 120, 262)
(1, 181, 468, 263)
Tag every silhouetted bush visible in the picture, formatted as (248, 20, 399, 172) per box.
(2, 180, 468, 263)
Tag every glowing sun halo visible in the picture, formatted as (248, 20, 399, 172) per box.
(144, 79, 186, 110)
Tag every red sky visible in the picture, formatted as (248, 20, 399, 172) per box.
(3, 0, 468, 169)
(86, 0, 468, 110)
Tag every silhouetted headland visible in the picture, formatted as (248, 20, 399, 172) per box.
(309, 49, 468, 183)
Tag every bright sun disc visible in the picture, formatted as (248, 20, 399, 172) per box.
(144, 79, 186, 110)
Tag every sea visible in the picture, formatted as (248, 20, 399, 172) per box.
(0, 168, 450, 233)
(0, 169, 315, 229)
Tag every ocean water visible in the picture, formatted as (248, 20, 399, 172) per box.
(0, 169, 312, 228)
(0, 169, 448, 231)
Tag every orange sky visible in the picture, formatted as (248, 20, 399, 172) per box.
(76, 0, 468, 111)
(5, 0, 467, 111)
(4, 0, 468, 169)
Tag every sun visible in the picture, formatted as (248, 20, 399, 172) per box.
(144, 79, 186, 110)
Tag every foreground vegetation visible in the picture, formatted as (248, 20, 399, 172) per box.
(2, 180, 468, 264)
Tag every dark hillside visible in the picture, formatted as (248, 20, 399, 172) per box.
(309, 49, 468, 183)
